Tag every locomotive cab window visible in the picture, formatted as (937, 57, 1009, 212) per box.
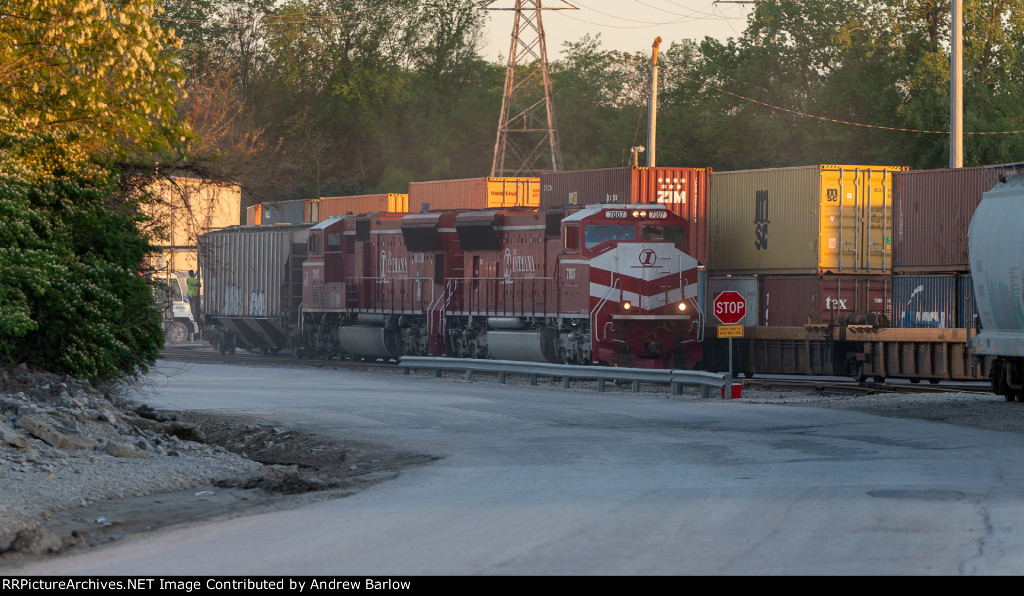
(327, 232, 342, 252)
(642, 225, 685, 246)
(308, 233, 321, 255)
(585, 225, 635, 249)
(563, 224, 579, 250)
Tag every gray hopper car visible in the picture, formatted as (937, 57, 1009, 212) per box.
(198, 223, 312, 355)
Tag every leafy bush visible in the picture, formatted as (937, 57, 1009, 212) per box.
(0, 135, 163, 383)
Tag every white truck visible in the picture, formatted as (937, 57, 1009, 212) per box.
(155, 272, 198, 344)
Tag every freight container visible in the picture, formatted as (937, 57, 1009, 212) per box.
(408, 177, 539, 213)
(890, 273, 980, 329)
(307, 194, 409, 222)
(893, 162, 1024, 273)
(759, 274, 891, 327)
(246, 204, 261, 226)
(540, 166, 711, 265)
(708, 165, 905, 274)
(706, 275, 759, 326)
(253, 199, 306, 226)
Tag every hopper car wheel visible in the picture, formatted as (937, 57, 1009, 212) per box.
(165, 322, 188, 345)
(874, 376, 886, 383)
(909, 378, 921, 384)
(929, 379, 941, 385)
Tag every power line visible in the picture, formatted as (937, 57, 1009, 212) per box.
(665, 66, 1024, 135)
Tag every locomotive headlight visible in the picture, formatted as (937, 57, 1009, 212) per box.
(623, 301, 632, 311)
(677, 302, 687, 312)
(631, 210, 640, 218)
(639, 210, 647, 218)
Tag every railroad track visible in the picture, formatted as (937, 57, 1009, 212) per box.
(159, 344, 991, 397)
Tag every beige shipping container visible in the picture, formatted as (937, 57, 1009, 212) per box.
(408, 177, 539, 213)
(307, 194, 409, 221)
(708, 165, 905, 274)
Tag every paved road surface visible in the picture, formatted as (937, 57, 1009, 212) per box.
(16, 361, 1024, 575)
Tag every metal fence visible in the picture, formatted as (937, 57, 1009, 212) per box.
(398, 356, 729, 398)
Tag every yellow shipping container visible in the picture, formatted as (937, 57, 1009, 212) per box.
(708, 165, 906, 275)
(408, 177, 540, 212)
(308, 193, 409, 221)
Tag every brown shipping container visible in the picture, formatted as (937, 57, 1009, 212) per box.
(245, 204, 261, 226)
(408, 177, 539, 213)
(307, 194, 409, 222)
(760, 274, 892, 327)
(540, 166, 711, 265)
(893, 162, 1024, 273)
(709, 165, 905, 275)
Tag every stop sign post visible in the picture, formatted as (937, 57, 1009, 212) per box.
(713, 291, 746, 398)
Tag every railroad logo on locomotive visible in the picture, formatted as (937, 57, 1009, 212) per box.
(638, 248, 658, 267)
(504, 248, 536, 282)
(379, 250, 408, 279)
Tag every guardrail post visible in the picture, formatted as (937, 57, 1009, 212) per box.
(465, 370, 474, 382)
(403, 367, 411, 375)
(563, 376, 570, 389)
(435, 368, 442, 378)
(498, 371, 506, 384)
(597, 379, 605, 392)
(530, 373, 538, 386)
(632, 380, 640, 393)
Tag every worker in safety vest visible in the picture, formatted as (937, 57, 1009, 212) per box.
(187, 270, 200, 325)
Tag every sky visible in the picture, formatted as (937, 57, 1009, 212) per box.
(477, 0, 755, 62)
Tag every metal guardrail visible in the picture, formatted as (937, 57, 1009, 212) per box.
(398, 357, 729, 398)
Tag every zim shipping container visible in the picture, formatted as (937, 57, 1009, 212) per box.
(708, 165, 905, 275)
(306, 194, 409, 222)
(893, 162, 1024, 273)
(540, 166, 711, 265)
(408, 177, 539, 213)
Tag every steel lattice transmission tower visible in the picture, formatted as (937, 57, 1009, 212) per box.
(484, 1, 576, 176)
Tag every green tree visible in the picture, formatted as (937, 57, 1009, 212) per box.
(0, 135, 163, 383)
(659, 0, 1024, 171)
(0, 0, 188, 161)
(0, 0, 190, 381)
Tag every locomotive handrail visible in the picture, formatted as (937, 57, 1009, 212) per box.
(398, 356, 728, 398)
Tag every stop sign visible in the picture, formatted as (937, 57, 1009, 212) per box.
(713, 291, 747, 325)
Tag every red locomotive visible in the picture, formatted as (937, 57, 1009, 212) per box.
(300, 204, 704, 368)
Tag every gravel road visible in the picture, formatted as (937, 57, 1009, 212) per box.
(0, 360, 1017, 570)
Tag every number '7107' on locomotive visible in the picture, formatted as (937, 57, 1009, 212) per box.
(299, 203, 704, 369)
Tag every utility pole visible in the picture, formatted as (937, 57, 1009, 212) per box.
(485, 1, 577, 177)
(647, 37, 661, 168)
(950, 0, 963, 168)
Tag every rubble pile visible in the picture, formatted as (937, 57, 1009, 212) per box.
(0, 363, 263, 557)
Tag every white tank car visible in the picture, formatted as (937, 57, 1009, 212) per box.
(969, 172, 1024, 400)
